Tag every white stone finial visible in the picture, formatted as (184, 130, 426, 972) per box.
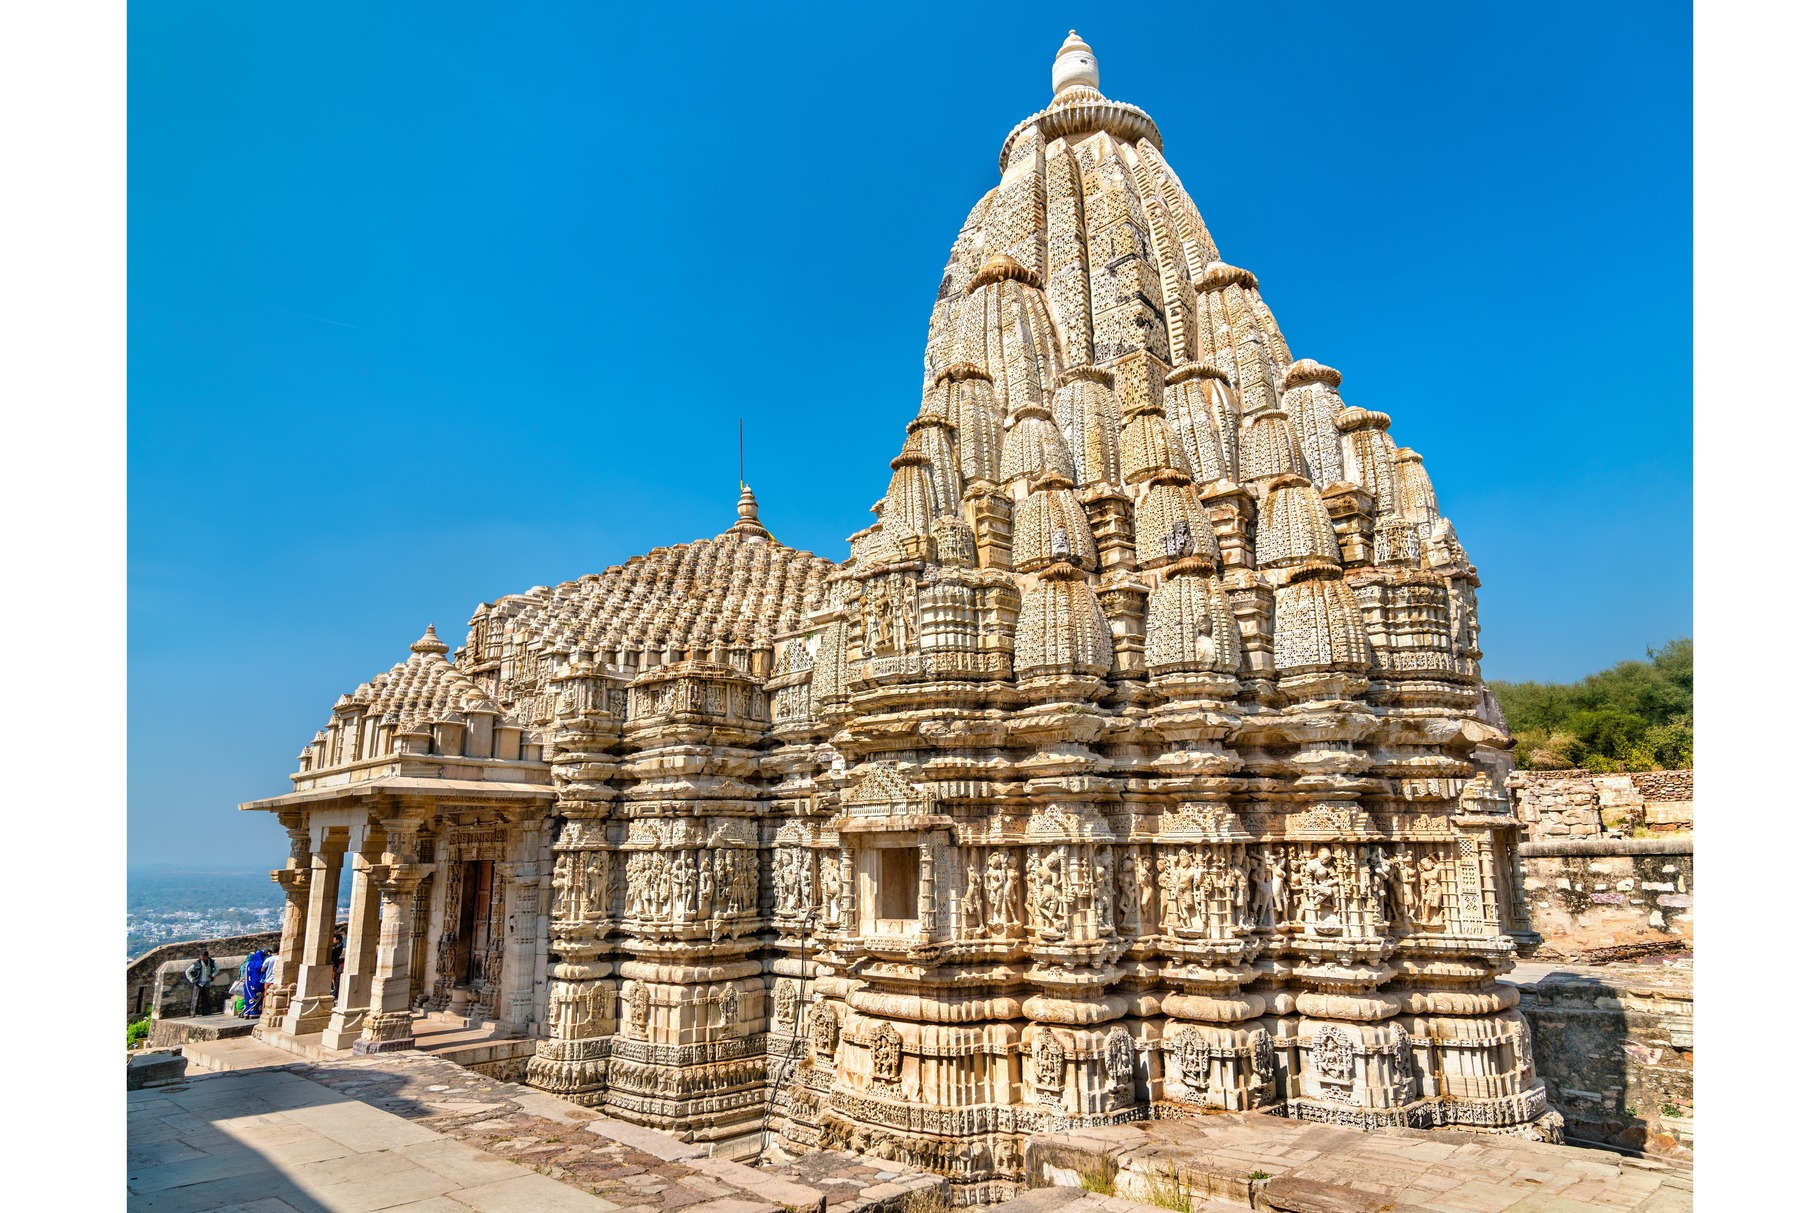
(1052, 30, 1099, 96)
(410, 623, 449, 656)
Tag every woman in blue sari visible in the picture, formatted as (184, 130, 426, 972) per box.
(242, 948, 268, 1019)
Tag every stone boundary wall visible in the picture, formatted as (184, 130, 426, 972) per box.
(126, 922, 347, 1020)
(1519, 838, 1691, 962)
(1510, 769, 1692, 841)
(127, 929, 282, 1019)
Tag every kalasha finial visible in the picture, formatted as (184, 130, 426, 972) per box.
(1053, 30, 1099, 96)
(410, 623, 449, 656)
(729, 482, 773, 541)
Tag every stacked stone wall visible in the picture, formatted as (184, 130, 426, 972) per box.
(1510, 770, 1692, 840)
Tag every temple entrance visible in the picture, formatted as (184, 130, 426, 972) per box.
(450, 859, 494, 987)
(432, 847, 505, 1019)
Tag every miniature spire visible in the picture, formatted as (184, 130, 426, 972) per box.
(410, 623, 449, 655)
(1052, 30, 1099, 96)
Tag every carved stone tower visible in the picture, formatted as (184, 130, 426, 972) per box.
(244, 28, 1550, 1207)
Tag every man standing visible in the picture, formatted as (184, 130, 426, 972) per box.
(185, 947, 219, 1017)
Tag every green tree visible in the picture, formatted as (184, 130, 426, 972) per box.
(1489, 638, 1692, 771)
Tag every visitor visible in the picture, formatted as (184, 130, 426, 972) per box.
(227, 974, 245, 1017)
(185, 947, 219, 1017)
(330, 928, 346, 995)
(242, 946, 268, 1019)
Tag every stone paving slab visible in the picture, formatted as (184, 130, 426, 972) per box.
(127, 1066, 627, 1213)
(997, 1183, 1250, 1213)
(764, 1150, 949, 1213)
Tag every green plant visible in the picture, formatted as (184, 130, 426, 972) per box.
(1660, 1103, 1682, 1118)
(1079, 1154, 1119, 1195)
(1249, 1171, 1271, 1181)
(1492, 638, 1692, 772)
(1143, 1165, 1196, 1213)
(127, 1015, 151, 1048)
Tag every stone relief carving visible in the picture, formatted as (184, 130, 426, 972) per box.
(871, 1023, 904, 1089)
(811, 1003, 840, 1058)
(1031, 1028, 1064, 1104)
(1177, 1027, 1211, 1093)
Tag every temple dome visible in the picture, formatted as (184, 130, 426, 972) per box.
(461, 484, 835, 698)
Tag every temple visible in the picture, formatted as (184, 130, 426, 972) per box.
(241, 31, 1553, 1203)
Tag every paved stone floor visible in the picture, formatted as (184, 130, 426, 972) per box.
(130, 1046, 943, 1213)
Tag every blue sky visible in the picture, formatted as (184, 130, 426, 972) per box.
(129, 1, 1691, 866)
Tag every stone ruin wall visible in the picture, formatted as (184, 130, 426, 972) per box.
(1509, 770, 1693, 1158)
(1511, 770, 1692, 963)
(1511, 769, 1693, 841)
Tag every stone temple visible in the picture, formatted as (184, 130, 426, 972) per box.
(242, 31, 1553, 1203)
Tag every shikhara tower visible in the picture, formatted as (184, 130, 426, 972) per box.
(244, 32, 1552, 1205)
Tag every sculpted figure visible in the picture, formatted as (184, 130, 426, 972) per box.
(1031, 848, 1068, 939)
(1116, 848, 1140, 930)
(739, 851, 759, 915)
(582, 853, 605, 915)
(1004, 851, 1023, 932)
(1363, 844, 1404, 927)
(626, 980, 649, 1039)
(821, 855, 842, 925)
(671, 852, 691, 920)
(984, 850, 1010, 930)
(1187, 849, 1212, 934)
(1302, 847, 1340, 925)
(864, 582, 890, 655)
(961, 863, 984, 936)
(552, 855, 575, 922)
(1417, 852, 1446, 927)
(1225, 854, 1249, 927)
(774, 848, 801, 916)
(894, 577, 919, 653)
(1093, 847, 1115, 935)
(1158, 851, 1179, 932)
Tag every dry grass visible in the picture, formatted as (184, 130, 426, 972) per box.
(898, 1184, 955, 1213)
(1078, 1154, 1119, 1196)
(1143, 1164, 1196, 1213)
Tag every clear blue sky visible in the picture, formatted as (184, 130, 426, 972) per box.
(129, 1, 1691, 866)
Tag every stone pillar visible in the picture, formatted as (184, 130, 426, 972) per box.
(355, 836, 434, 1054)
(261, 824, 312, 1032)
(281, 828, 350, 1037)
(323, 833, 384, 1050)
(500, 812, 547, 1029)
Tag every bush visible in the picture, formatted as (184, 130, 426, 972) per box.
(1491, 638, 1691, 772)
(127, 1015, 151, 1048)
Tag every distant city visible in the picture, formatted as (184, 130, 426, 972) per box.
(127, 865, 348, 962)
